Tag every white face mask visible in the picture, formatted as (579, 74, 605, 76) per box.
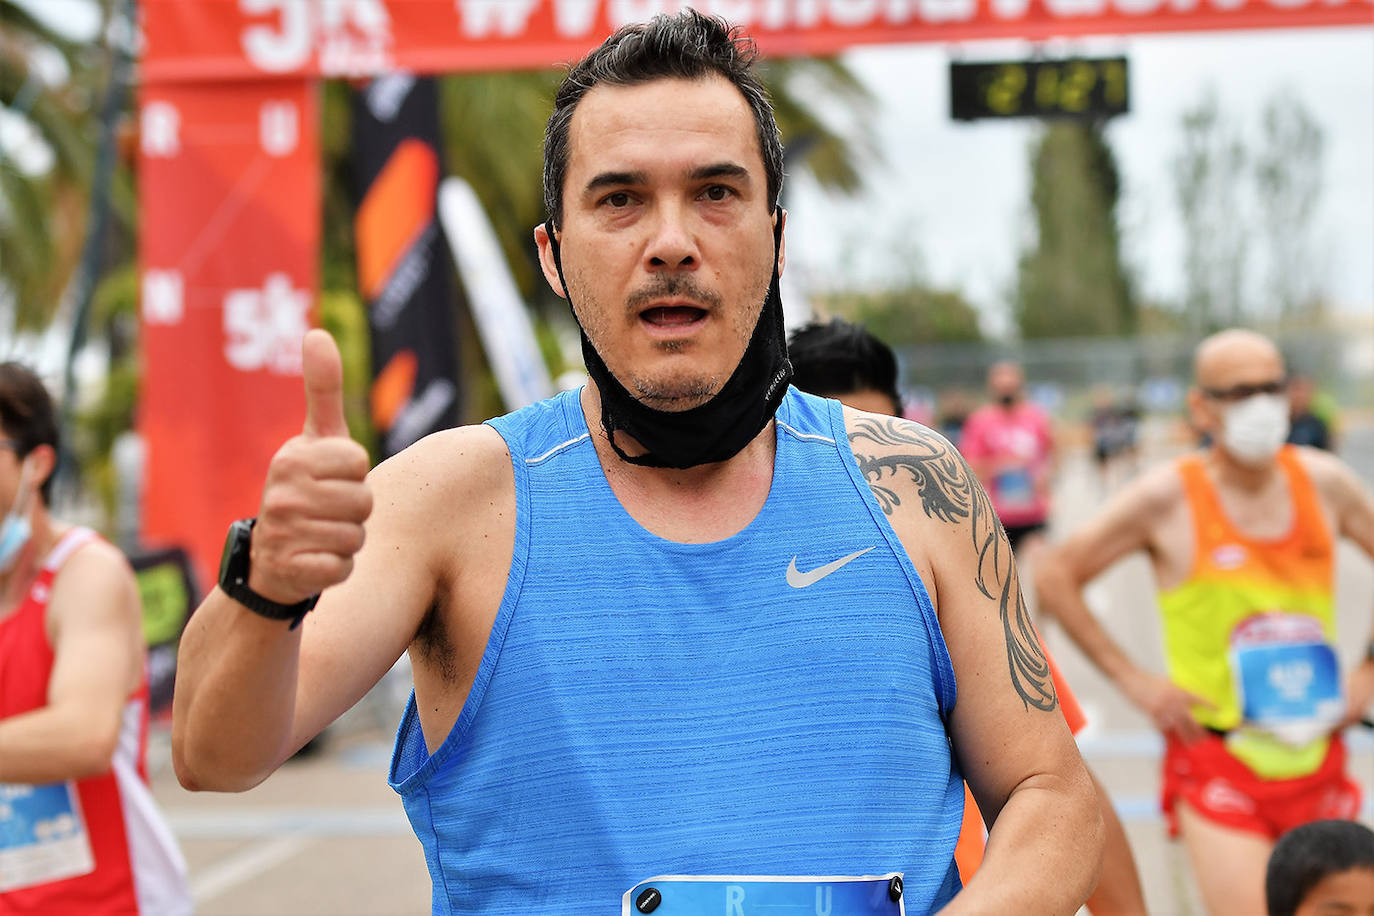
(1220, 393, 1290, 466)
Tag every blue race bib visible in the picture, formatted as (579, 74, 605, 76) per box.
(1230, 614, 1343, 747)
(0, 781, 95, 892)
(993, 469, 1035, 511)
(622, 874, 906, 915)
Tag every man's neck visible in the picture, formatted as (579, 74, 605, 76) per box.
(0, 508, 57, 616)
(579, 382, 777, 543)
(580, 382, 776, 486)
(1205, 446, 1282, 494)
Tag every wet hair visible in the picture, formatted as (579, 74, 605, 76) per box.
(0, 362, 59, 504)
(542, 9, 784, 229)
(1266, 820, 1374, 916)
(787, 318, 902, 416)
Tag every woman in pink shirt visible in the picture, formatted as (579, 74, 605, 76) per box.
(959, 362, 1055, 552)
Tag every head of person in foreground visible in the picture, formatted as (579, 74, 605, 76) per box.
(1266, 819, 1374, 916)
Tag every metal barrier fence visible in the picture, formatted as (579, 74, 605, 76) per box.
(896, 329, 1374, 420)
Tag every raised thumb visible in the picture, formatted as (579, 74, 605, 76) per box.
(301, 329, 349, 439)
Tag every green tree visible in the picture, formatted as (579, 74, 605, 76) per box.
(1254, 90, 1324, 326)
(1172, 90, 1248, 332)
(821, 284, 984, 347)
(1014, 122, 1135, 339)
(0, 0, 101, 331)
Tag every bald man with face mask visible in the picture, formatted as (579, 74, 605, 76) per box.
(1035, 328, 1374, 915)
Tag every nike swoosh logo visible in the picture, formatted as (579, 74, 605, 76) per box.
(786, 547, 876, 589)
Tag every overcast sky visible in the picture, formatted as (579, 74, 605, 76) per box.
(785, 26, 1374, 336)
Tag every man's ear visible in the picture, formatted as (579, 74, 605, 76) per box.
(24, 443, 56, 502)
(1185, 387, 1214, 438)
(533, 223, 567, 299)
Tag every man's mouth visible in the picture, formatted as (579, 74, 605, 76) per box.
(640, 305, 708, 327)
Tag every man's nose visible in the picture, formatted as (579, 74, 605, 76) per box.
(644, 201, 698, 270)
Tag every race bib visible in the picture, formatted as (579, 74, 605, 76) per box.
(993, 468, 1035, 512)
(0, 781, 96, 892)
(622, 874, 906, 915)
(1230, 614, 1343, 747)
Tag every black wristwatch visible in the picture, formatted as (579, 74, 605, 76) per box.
(218, 518, 319, 629)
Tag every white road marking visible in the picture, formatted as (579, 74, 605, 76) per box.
(191, 834, 312, 905)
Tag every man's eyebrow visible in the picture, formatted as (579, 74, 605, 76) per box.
(689, 162, 751, 183)
(582, 163, 752, 197)
(584, 170, 646, 196)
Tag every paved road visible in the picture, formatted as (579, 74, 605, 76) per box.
(150, 420, 1374, 915)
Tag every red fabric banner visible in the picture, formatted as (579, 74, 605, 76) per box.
(143, 0, 1373, 84)
(138, 79, 320, 586)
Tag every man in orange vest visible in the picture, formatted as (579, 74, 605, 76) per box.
(1036, 328, 1374, 914)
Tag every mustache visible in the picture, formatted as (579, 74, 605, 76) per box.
(625, 274, 722, 313)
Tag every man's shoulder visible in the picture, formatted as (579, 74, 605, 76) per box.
(841, 407, 953, 456)
(842, 409, 985, 534)
(45, 531, 139, 627)
(50, 529, 132, 581)
(375, 423, 513, 494)
(1291, 443, 1365, 501)
(1116, 456, 1188, 518)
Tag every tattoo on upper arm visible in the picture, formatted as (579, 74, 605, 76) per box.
(848, 417, 1057, 713)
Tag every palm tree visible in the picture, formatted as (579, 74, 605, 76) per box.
(0, 0, 101, 332)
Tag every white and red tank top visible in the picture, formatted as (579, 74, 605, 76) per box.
(0, 528, 190, 914)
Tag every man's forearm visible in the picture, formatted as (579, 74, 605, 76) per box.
(944, 770, 1104, 914)
(1344, 656, 1374, 726)
(0, 706, 120, 785)
(171, 589, 305, 792)
(1035, 563, 1139, 688)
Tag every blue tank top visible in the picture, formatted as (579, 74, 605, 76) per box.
(389, 388, 964, 914)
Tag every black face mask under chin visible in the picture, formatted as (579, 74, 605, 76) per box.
(544, 216, 792, 470)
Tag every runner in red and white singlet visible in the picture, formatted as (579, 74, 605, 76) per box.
(0, 362, 189, 914)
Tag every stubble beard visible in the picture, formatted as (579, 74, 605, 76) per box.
(573, 268, 770, 414)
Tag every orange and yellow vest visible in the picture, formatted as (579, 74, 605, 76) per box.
(1158, 445, 1337, 779)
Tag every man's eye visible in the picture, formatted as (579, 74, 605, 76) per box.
(603, 192, 632, 208)
(702, 185, 733, 202)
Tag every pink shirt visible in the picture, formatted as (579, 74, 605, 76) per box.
(958, 403, 1053, 526)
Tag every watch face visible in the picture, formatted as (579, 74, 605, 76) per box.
(219, 518, 252, 586)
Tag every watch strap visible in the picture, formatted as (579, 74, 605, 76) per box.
(219, 518, 320, 629)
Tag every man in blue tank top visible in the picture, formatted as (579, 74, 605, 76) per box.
(172, 12, 1104, 913)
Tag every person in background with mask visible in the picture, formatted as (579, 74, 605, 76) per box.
(959, 361, 1056, 561)
(1034, 328, 1374, 915)
(0, 362, 190, 914)
(788, 317, 1147, 914)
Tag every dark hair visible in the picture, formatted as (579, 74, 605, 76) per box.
(0, 362, 60, 504)
(787, 318, 902, 416)
(542, 9, 784, 229)
(1266, 820, 1374, 916)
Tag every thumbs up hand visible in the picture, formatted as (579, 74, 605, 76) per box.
(248, 330, 374, 606)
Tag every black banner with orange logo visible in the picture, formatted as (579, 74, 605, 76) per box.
(352, 74, 461, 458)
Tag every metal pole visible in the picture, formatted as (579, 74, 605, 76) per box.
(54, 0, 136, 501)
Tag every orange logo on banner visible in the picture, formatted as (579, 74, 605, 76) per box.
(371, 350, 418, 430)
(355, 138, 439, 300)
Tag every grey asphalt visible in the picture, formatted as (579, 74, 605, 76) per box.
(149, 418, 1374, 915)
